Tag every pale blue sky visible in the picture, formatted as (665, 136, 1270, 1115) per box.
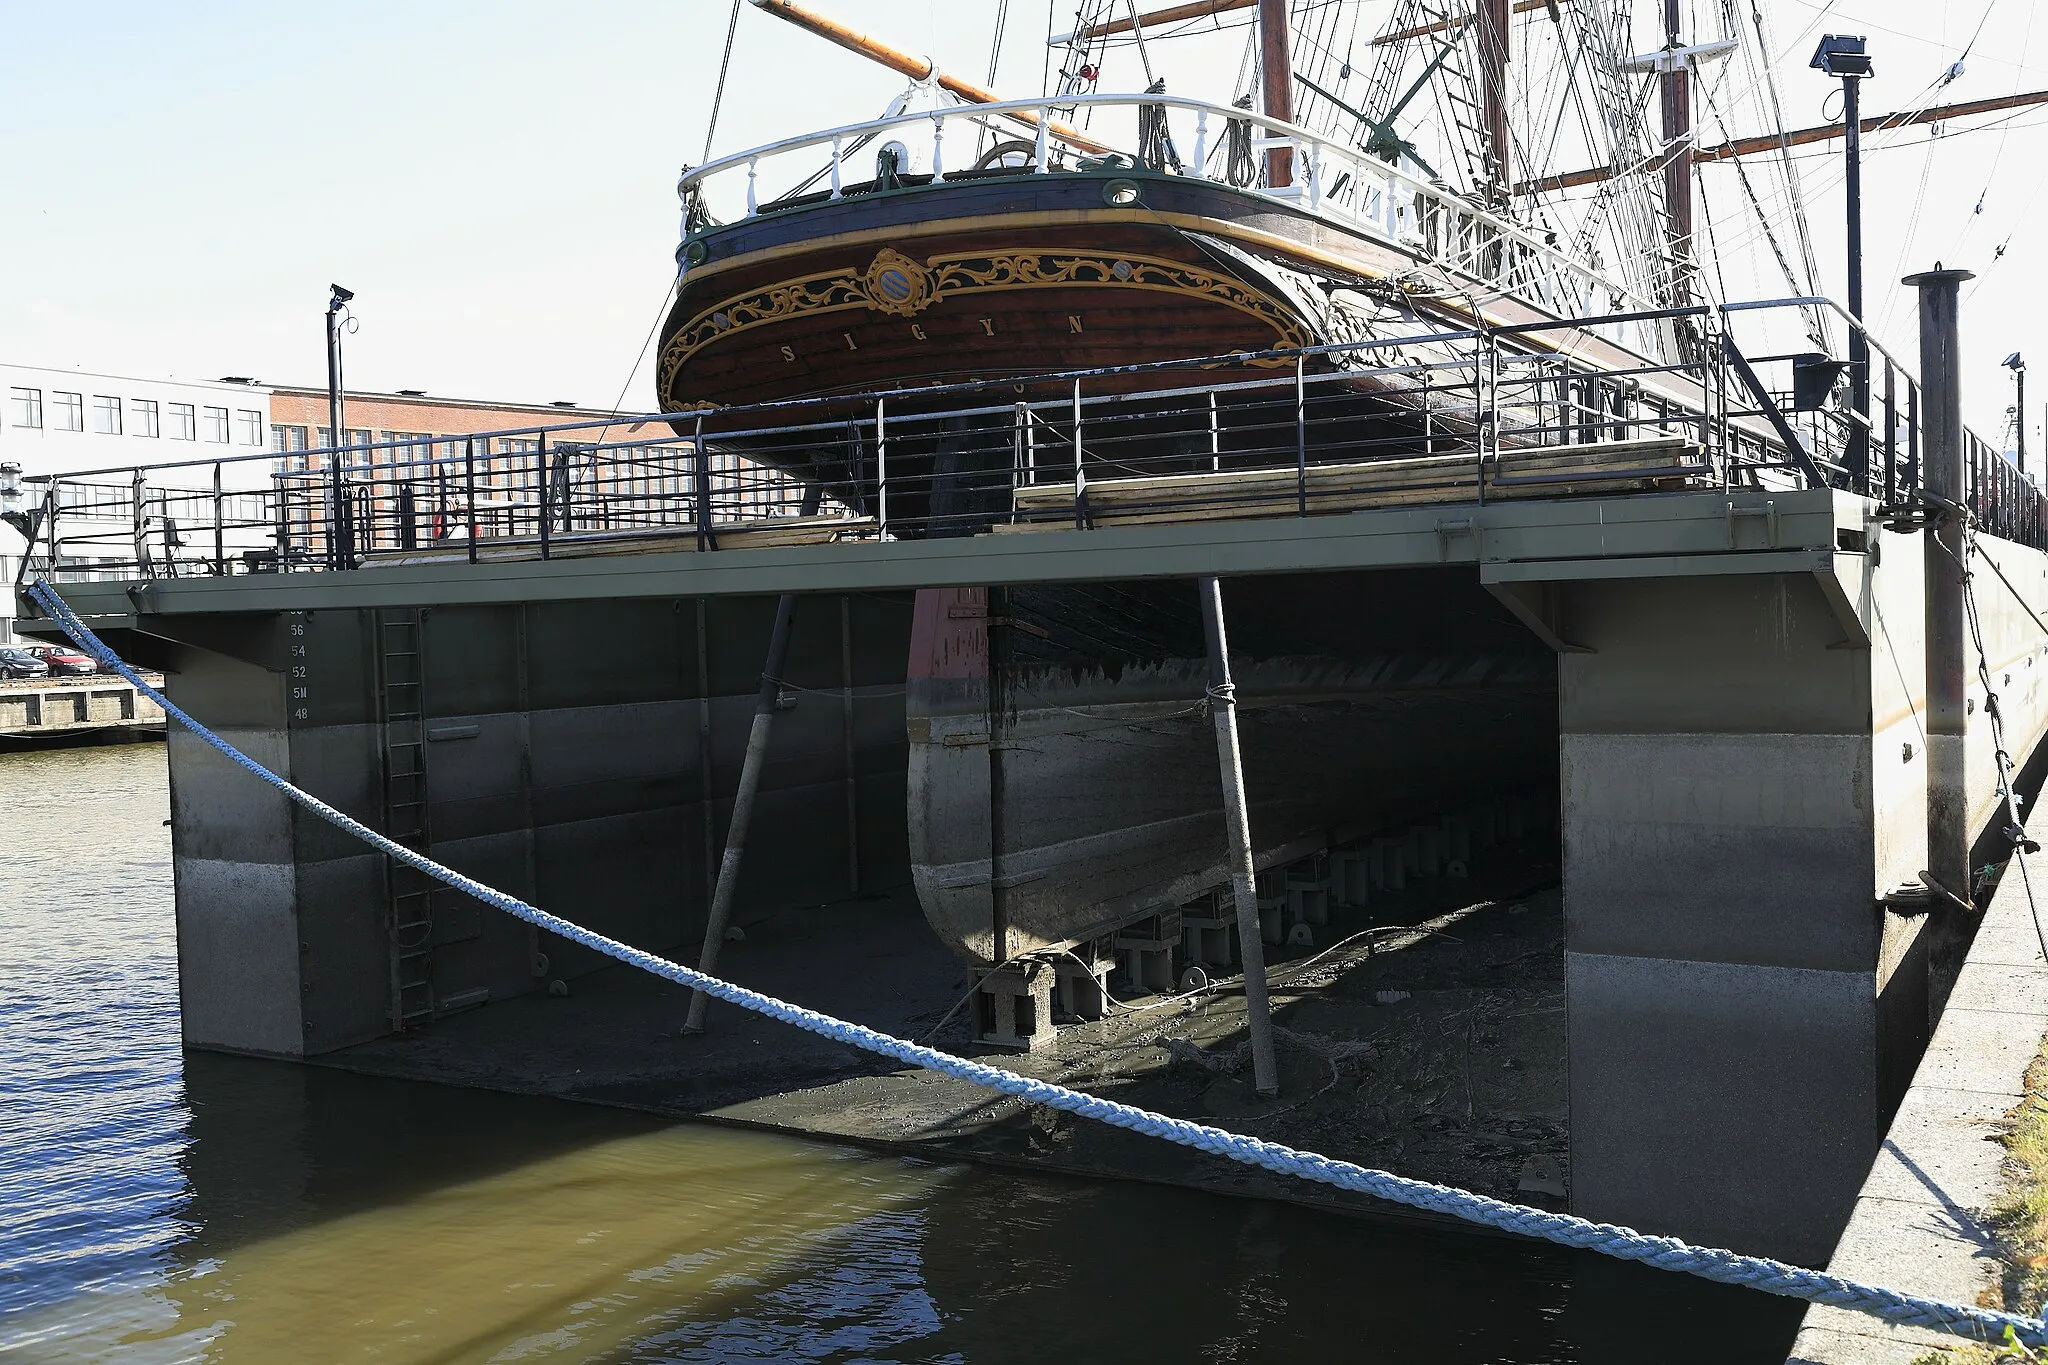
(3, 1, 2046, 438)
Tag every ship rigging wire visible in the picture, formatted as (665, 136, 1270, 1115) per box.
(701, 0, 745, 163)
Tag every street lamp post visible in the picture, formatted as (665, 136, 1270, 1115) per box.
(1813, 35, 1873, 491)
(2006, 353, 2027, 476)
(326, 285, 354, 569)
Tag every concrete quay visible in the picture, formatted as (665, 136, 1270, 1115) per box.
(0, 675, 164, 744)
(1788, 843, 2048, 1362)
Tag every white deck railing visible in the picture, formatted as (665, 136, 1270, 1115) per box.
(677, 92, 1661, 333)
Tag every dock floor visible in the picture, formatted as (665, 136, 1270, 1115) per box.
(320, 837, 1566, 1226)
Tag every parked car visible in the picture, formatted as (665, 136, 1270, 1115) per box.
(0, 648, 50, 680)
(23, 644, 96, 677)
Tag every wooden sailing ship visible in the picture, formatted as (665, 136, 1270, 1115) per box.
(659, 0, 2048, 965)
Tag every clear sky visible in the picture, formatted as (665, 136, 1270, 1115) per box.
(2, 1, 2044, 440)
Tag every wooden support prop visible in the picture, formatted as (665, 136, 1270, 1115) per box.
(1199, 575, 1279, 1098)
(683, 481, 825, 1035)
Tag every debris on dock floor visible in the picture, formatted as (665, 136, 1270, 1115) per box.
(324, 839, 1566, 1224)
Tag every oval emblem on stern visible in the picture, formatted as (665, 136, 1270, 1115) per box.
(859, 247, 936, 318)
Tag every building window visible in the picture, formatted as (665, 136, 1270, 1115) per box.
(131, 399, 159, 438)
(169, 403, 196, 440)
(8, 387, 41, 428)
(237, 409, 263, 445)
(7, 384, 41, 427)
(316, 426, 333, 449)
(91, 396, 122, 435)
(203, 406, 229, 443)
(52, 391, 83, 432)
(271, 423, 308, 453)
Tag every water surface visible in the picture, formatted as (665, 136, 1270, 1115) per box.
(0, 744, 1803, 1361)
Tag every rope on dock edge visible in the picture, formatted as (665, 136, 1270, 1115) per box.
(26, 575, 2045, 1349)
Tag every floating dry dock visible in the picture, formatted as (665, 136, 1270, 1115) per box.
(18, 287, 2048, 1270)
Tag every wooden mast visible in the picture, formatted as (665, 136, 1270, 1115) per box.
(1659, 0, 1695, 302)
(1518, 87, 2048, 194)
(746, 0, 1111, 155)
(1477, 0, 1512, 201)
(1258, 0, 1294, 186)
(1052, 0, 1256, 45)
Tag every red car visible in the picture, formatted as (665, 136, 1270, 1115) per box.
(24, 644, 96, 677)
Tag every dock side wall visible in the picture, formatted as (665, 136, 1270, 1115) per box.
(1562, 518, 2048, 1266)
(157, 592, 913, 1058)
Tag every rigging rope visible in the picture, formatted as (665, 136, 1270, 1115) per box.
(701, 0, 745, 164)
(20, 576, 2048, 1352)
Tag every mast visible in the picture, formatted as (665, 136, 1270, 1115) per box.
(1518, 87, 2048, 194)
(1659, 0, 1694, 302)
(1050, 0, 1255, 45)
(1477, 0, 1511, 200)
(1258, 0, 1293, 186)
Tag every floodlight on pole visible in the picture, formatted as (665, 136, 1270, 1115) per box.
(1814, 35, 1873, 491)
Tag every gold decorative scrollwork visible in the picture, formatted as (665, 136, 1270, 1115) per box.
(658, 246, 1312, 394)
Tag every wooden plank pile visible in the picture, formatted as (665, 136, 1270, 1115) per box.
(1004, 435, 1711, 529)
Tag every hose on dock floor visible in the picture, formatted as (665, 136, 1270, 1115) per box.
(27, 576, 2045, 1351)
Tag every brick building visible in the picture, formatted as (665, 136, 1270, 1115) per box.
(265, 386, 795, 558)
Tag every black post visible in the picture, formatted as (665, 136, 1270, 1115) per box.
(2018, 363, 2028, 476)
(1812, 38, 1872, 490)
(1903, 263, 1975, 1025)
(1882, 360, 1897, 506)
(464, 436, 479, 566)
(325, 285, 352, 570)
(1844, 73, 1869, 492)
(694, 415, 716, 550)
(987, 583, 1011, 966)
(537, 434, 551, 561)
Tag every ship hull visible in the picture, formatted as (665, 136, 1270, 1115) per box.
(905, 572, 1556, 964)
(656, 171, 1663, 529)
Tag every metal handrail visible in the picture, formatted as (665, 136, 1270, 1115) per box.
(16, 295, 2044, 586)
(6, 296, 1976, 487)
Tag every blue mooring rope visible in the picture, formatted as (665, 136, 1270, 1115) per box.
(26, 577, 2044, 1348)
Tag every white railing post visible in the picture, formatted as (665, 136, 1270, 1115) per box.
(1193, 109, 1208, 177)
(1072, 379, 1086, 530)
(746, 158, 758, 214)
(1307, 145, 1322, 209)
(1208, 390, 1220, 471)
(830, 136, 843, 198)
(875, 396, 887, 538)
(1034, 110, 1048, 173)
(931, 113, 945, 182)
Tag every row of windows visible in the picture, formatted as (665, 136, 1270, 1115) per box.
(270, 427, 560, 469)
(8, 386, 262, 444)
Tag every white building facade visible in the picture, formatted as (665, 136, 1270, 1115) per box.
(0, 364, 276, 642)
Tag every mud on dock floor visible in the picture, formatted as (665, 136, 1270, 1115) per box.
(324, 840, 1566, 1226)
